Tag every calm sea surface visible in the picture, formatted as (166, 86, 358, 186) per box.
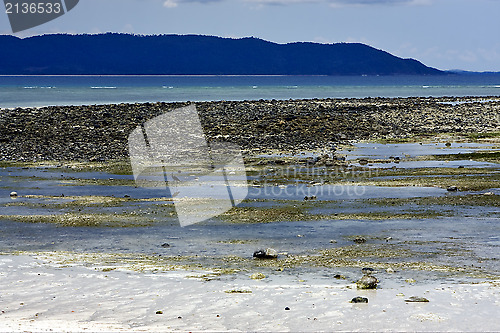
(1, 74, 500, 108)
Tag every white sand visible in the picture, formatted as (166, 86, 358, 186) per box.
(0, 253, 499, 332)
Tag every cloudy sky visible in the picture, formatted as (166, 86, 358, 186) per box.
(1, 0, 499, 71)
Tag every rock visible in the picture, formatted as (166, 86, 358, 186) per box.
(405, 278, 416, 283)
(385, 236, 393, 242)
(359, 159, 369, 165)
(156, 310, 163, 314)
(161, 243, 170, 248)
(445, 142, 451, 147)
(329, 240, 337, 244)
(356, 275, 378, 289)
(405, 296, 429, 303)
(361, 267, 376, 275)
(353, 236, 367, 244)
(284, 307, 290, 310)
(386, 267, 395, 273)
(350, 296, 368, 303)
(447, 186, 458, 192)
(9, 191, 18, 198)
(333, 274, 346, 279)
(250, 272, 266, 280)
(253, 248, 278, 259)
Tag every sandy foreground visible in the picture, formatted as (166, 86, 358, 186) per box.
(0, 254, 498, 332)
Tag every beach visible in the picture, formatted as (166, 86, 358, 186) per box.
(0, 96, 499, 331)
(1, 253, 499, 332)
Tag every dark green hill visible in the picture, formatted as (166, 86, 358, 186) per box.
(0, 33, 443, 75)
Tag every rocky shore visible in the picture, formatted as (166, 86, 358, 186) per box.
(0, 96, 499, 162)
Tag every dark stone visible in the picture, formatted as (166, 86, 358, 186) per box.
(361, 267, 376, 275)
(350, 297, 368, 303)
(253, 248, 278, 259)
(285, 307, 290, 310)
(447, 186, 458, 192)
(353, 236, 367, 244)
(161, 243, 170, 248)
(356, 275, 378, 289)
(405, 296, 429, 303)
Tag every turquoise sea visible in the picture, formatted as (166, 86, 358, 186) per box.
(1, 74, 500, 108)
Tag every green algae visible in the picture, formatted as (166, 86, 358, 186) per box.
(0, 212, 156, 227)
(357, 173, 499, 191)
(7, 194, 139, 208)
(364, 194, 499, 207)
(217, 239, 258, 245)
(4, 238, 497, 280)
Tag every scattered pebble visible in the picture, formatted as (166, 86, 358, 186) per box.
(361, 267, 376, 275)
(253, 248, 278, 259)
(350, 297, 368, 304)
(405, 296, 429, 303)
(250, 272, 266, 280)
(353, 236, 367, 244)
(356, 275, 378, 289)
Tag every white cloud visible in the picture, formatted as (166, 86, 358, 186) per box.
(163, 0, 225, 7)
(163, 0, 179, 8)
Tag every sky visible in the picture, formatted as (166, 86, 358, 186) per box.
(1, 0, 500, 72)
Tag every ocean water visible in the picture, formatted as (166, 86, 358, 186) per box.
(1, 74, 500, 108)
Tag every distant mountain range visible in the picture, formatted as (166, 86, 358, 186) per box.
(0, 33, 444, 75)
